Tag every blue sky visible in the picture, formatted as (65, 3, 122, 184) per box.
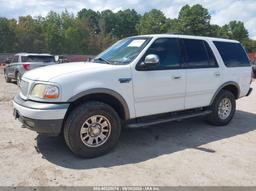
(0, 0, 255, 39)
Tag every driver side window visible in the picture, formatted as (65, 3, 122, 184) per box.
(143, 38, 182, 70)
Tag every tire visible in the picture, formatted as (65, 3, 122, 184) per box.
(253, 69, 256, 79)
(64, 101, 121, 158)
(16, 72, 21, 87)
(207, 90, 236, 126)
(4, 70, 11, 83)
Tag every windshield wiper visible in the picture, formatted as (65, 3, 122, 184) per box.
(94, 57, 112, 65)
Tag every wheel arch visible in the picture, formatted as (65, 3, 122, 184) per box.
(210, 81, 240, 105)
(66, 88, 130, 121)
(15, 69, 20, 78)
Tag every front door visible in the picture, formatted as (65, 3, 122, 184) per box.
(132, 38, 186, 117)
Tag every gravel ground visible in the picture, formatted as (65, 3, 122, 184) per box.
(0, 68, 256, 186)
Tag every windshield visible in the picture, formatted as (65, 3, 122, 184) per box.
(21, 56, 55, 62)
(93, 37, 151, 65)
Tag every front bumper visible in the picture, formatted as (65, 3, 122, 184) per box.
(13, 95, 69, 136)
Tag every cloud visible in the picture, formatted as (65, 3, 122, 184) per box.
(0, 0, 255, 39)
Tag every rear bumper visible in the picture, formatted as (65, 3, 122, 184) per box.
(246, 88, 253, 97)
(13, 95, 69, 136)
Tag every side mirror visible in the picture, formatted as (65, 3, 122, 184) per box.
(141, 54, 160, 68)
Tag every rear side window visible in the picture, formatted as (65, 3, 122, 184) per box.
(183, 39, 217, 68)
(213, 41, 250, 67)
(21, 56, 55, 62)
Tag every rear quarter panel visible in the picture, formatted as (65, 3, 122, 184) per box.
(222, 66, 252, 97)
(210, 40, 252, 98)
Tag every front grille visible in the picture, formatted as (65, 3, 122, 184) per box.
(20, 80, 29, 97)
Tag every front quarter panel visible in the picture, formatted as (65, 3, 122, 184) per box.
(50, 64, 136, 119)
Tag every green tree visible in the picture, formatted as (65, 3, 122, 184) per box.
(166, 18, 180, 33)
(176, 4, 211, 36)
(136, 9, 168, 34)
(0, 18, 16, 52)
(99, 10, 117, 35)
(222, 21, 249, 42)
(0, 6, 255, 55)
(15, 16, 46, 52)
(114, 9, 140, 38)
(43, 11, 64, 54)
(99, 9, 140, 38)
(243, 39, 256, 52)
(78, 9, 100, 34)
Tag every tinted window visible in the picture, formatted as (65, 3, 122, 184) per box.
(204, 42, 218, 67)
(12, 56, 19, 63)
(213, 41, 250, 67)
(184, 39, 217, 68)
(144, 38, 182, 70)
(21, 56, 55, 62)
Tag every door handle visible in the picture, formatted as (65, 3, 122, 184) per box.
(173, 76, 182, 79)
(214, 72, 221, 77)
(119, 78, 132, 83)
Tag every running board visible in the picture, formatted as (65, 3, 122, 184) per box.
(127, 110, 212, 128)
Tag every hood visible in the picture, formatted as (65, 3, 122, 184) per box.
(22, 62, 111, 81)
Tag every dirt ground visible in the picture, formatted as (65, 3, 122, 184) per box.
(0, 68, 256, 186)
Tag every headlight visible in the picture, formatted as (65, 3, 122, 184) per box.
(30, 84, 59, 99)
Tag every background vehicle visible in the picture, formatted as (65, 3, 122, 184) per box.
(4, 53, 56, 85)
(13, 34, 253, 158)
(251, 61, 256, 78)
(5, 57, 13, 64)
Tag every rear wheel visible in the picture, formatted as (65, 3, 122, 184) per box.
(64, 101, 121, 158)
(207, 90, 236, 126)
(4, 70, 11, 83)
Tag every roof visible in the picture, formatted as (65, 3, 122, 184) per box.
(134, 34, 239, 43)
(15, 53, 53, 56)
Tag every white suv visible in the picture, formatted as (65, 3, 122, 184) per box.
(13, 34, 253, 158)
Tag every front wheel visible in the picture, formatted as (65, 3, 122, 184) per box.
(16, 72, 21, 87)
(4, 70, 11, 83)
(207, 90, 236, 126)
(64, 101, 121, 158)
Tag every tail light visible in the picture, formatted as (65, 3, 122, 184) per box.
(22, 64, 30, 71)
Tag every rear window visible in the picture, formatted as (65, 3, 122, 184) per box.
(213, 41, 250, 67)
(183, 39, 217, 68)
(21, 56, 55, 62)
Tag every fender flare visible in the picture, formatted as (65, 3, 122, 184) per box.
(68, 88, 130, 120)
(210, 81, 240, 105)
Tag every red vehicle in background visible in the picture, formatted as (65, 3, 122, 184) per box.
(248, 52, 256, 77)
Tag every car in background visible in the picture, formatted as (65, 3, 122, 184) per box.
(4, 53, 56, 86)
(251, 60, 256, 78)
(5, 57, 13, 64)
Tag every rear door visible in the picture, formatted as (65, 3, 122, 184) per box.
(132, 38, 186, 117)
(182, 38, 222, 109)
